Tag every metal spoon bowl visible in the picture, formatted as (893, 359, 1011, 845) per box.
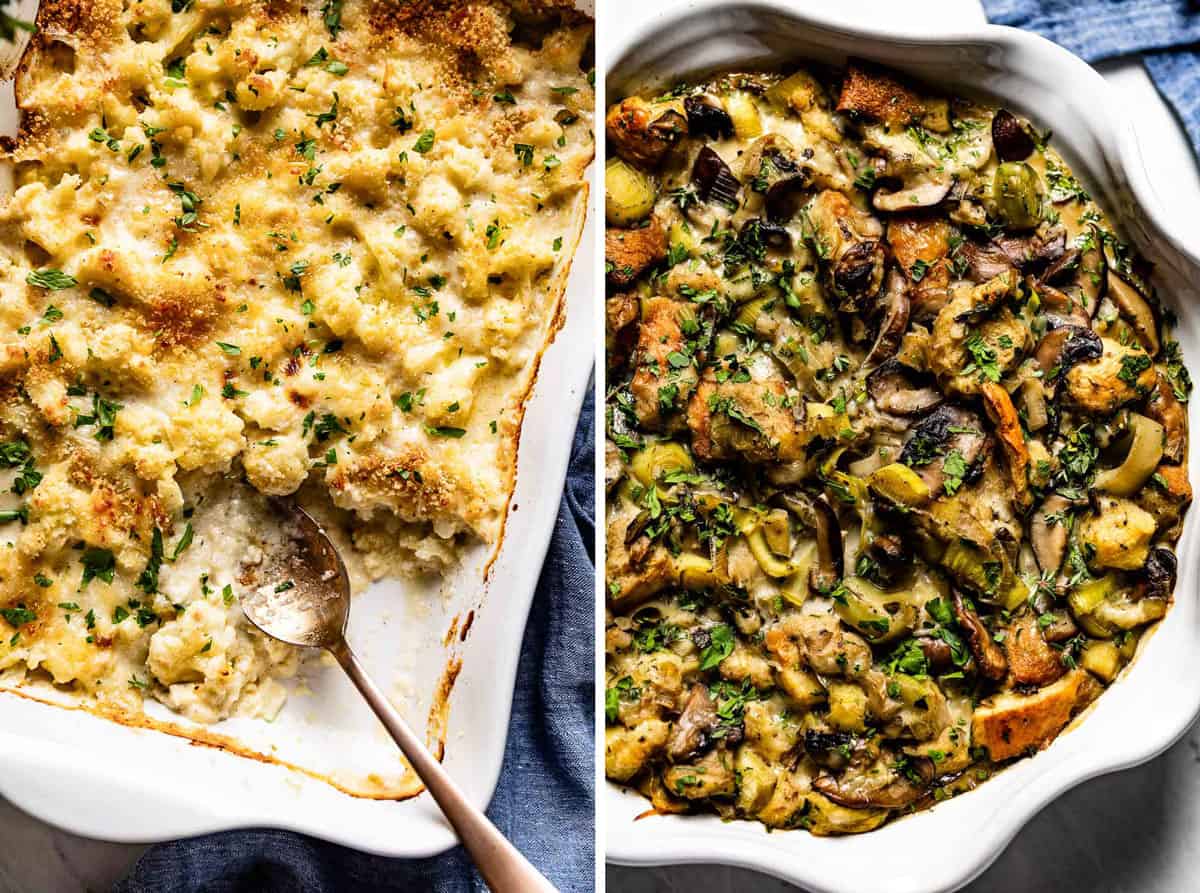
(240, 499, 556, 892)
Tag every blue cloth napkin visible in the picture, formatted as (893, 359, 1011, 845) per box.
(984, 0, 1200, 152)
(115, 387, 596, 893)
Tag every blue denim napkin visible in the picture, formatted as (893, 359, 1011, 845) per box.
(115, 388, 596, 893)
(984, 0, 1200, 152)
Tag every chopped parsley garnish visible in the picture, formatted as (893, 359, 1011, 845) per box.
(698, 623, 735, 670)
(1117, 352, 1151, 385)
(27, 269, 77, 290)
(80, 547, 116, 588)
(425, 425, 466, 439)
(413, 130, 436, 154)
(962, 332, 1002, 382)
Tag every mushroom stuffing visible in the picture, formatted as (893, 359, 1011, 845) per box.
(604, 60, 1193, 835)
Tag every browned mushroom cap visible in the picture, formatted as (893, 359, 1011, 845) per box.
(992, 223, 1066, 272)
(1030, 492, 1084, 575)
(916, 634, 955, 673)
(813, 753, 932, 809)
(833, 239, 888, 308)
(863, 270, 911, 369)
(742, 134, 815, 221)
(804, 729, 856, 770)
(867, 358, 943, 416)
(862, 532, 913, 584)
(684, 93, 733, 140)
(1136, 545, 1176, 599)
(1106, 269, 1160, 356)
(1138, 547, 1178, 601)
(952, 589, 1008, 681)
(1033, 322, 1101, 377)
(899, 403, 989, 494)
(956, 239, 1016, 284)
(691, 145, 741, 209)
(1146, 371, 1188, 464)
(992, 109, 1037, 162)
(606, 96, 687, 168)
(667, 683, 720, 761)
(1034, 278, 1093, 327)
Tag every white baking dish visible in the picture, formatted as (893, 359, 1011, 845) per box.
(604, 3, 1200, 890)
(0, 0, 595, 858)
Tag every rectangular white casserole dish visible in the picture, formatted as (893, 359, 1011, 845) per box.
(604, 2, 1200, 890)
(0, 0, 595, 859)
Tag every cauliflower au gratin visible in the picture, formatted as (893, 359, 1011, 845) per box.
(0, 0, 592, 724)
(604, 62, 1191, 834)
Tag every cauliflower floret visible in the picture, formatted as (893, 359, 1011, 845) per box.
(242, 433, 311, 496)
(169, 399, 245, 471)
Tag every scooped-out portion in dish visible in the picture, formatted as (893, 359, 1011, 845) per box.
(0, 0, 592, 725)
(604, 60, 1192, 835)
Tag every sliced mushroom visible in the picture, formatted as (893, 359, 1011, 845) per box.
(741, 134, 814, 221)
(1075, 225, 1108, 315)
(1030, 492, 1079, 575)
(991, 108, 1036, 162)
(804, 729, 855, 770)
(691, 145, 741, 209)
(813, 760, 929, 810)
(833, 239, 888, 308)
(1034, 279, 1093, 327)
(862, 532, 912, 584)
(915, 634, 955, 673)
(1106, 269, 1160, 356)
(952, 589, 1008, 681)
(782, 492, 845, 592)
(956, 239, 1016, 284)
(1040, 246, 1080, 286)
(867, 359, 943, 416)
(667, 683, 720, 761)
(1145, 371, 1188, 464)
(684, 93, 734, 140)
(862, 270, 911, 369)
(899, 403, 989, 494)
(992, 223, 1066, 272)
(1033, 323, 1101, 377)
(873, 173, 954, 213)
(1138, 547, 1177, 601)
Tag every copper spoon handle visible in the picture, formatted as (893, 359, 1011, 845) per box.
(329, 640, 557, 893)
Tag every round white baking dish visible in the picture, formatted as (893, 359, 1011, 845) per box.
(604, 4, 1200, 891)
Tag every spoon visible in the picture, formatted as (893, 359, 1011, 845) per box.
(240, 499, 556, 893)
